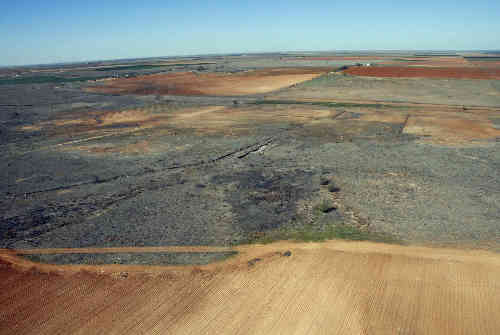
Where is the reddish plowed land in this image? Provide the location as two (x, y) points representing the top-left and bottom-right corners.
(2, 242), (500, 334)
(86, 68), (330, 96)
(344, 66), (500, 79)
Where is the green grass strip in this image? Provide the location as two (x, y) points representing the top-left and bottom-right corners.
(0, 76), (105, 85)
(240, 224), (401, 245)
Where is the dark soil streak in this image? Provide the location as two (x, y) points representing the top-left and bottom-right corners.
(9, 136), (279, 197)
(400, 114), (411, 135)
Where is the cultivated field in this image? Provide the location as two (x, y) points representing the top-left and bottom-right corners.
(86, 68), (330, 96)
(1, 241), (500, 335)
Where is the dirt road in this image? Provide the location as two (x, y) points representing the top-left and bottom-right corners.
(1, 241), (499, 334)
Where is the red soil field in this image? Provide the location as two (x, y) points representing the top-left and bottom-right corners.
(86, 68), (331, 96)
(1, 242), (500, 334)
(344, 66), (500, 79)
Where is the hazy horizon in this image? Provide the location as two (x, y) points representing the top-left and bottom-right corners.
(1, 0), (499, 66)
(3, 49), (500, 68)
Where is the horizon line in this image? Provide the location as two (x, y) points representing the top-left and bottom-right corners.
(1, 49), (499, 69)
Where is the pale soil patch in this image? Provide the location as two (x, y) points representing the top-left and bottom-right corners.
(17, 106), (221, 154)
(18, 101), (500, 154)
(23, 104), (337, 140)
(404, 115), (500, 144)
(20, 109), (169, 134)
(255, 100), (500, 145)
(18, 106), (229, 138)
(1, 241), (500, 334)
(168, 105), (336, 135)
(75, 140), (152, 155)
(20, 124), (42, 131)
(357, 110), (408, 123)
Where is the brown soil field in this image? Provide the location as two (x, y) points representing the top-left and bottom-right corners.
(404, 115), (500, 145)
(1, 241), (500, 334)
(86, 68), (330, 96)
(344, 66), (500, 79)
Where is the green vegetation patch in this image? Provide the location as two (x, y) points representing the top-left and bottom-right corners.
(392, 59), (425, 62)
(413, 54), (458, 57)
(314, 200), (337, 214)
(464, 57), (500, 61)
(0, 76), (104, 85)
(95, 64), (168, 71)
(242, 223), (400, 244)
(95, 62), (214, 71)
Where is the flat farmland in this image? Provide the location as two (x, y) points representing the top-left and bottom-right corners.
(86, 68), (331, 96)
(1, 241), (500, 335)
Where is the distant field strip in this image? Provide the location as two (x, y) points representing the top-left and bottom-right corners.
(0, 76), (106, 85)
(94, 62), (215, 71)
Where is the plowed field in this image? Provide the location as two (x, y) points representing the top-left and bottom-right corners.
(86, 68), (330, 96)
(2, 241), (500, 335)
(344, 66), (500, 79)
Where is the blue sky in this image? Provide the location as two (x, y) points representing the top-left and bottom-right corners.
(1, 0), (499, 66)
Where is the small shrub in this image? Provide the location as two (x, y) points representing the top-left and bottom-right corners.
(328, 184), (341, 193)
(319, 177), (330, 185)
(315, 200), (337, 214)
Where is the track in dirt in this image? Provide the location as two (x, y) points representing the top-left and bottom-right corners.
(344, 66), (500, 79)
(86, 68), (331, 96)
(1, 241), (500, 335)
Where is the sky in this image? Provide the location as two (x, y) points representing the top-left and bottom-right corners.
(1, 0), (499, 66)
